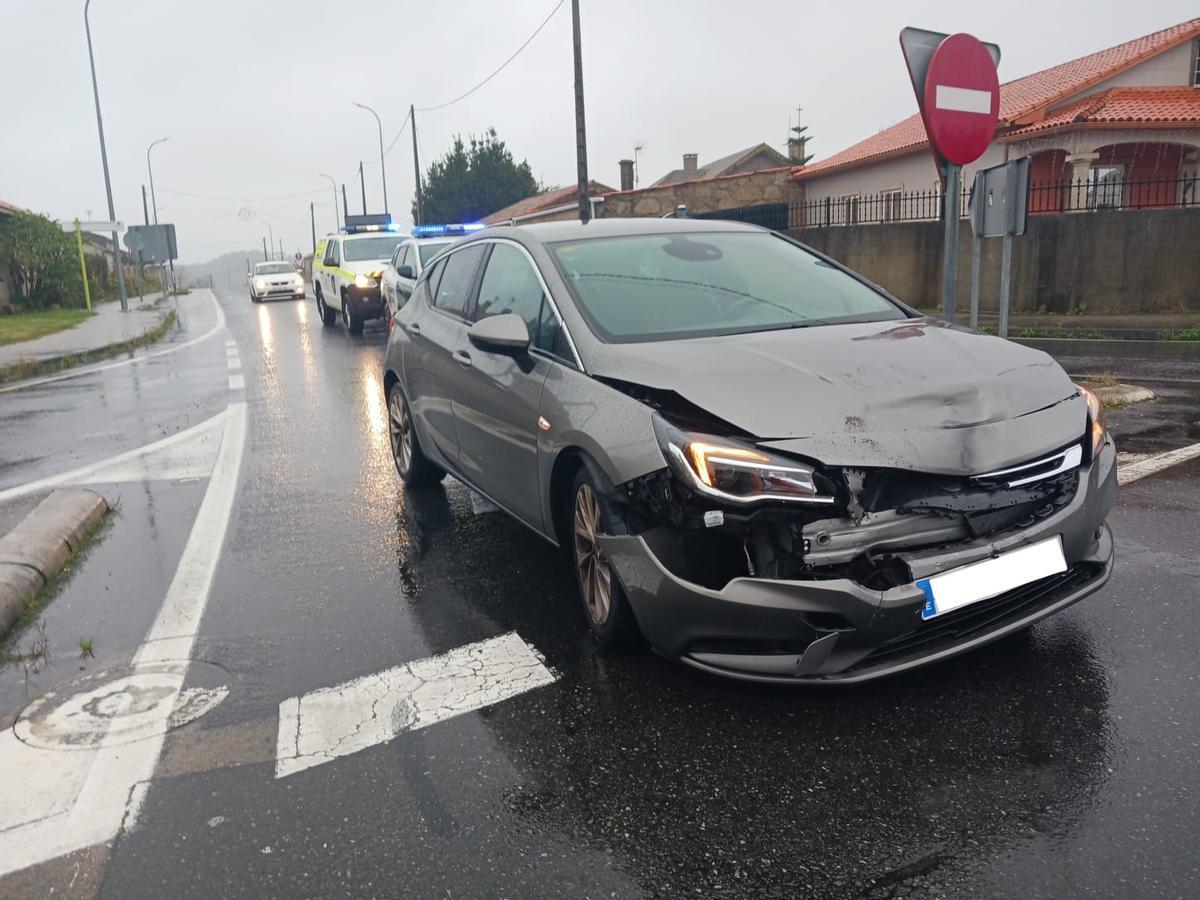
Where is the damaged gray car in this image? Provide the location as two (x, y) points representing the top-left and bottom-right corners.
(382, 218), (1115, 684)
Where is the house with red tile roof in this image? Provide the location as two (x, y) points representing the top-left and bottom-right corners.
(794, 17), (1200, 217)
(482, 181), (616, 226)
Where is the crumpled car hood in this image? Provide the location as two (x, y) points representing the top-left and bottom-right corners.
(589, 318), (1085, 474)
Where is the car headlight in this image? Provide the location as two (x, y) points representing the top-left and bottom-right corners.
(653, 416), (836, 505)
(1076, 384), (1106, 457)
(354, 274), (378, 289)
(253, 278), (266, 290)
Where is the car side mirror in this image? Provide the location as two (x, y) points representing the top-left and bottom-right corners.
(397, 264), (414, 279)
(468, 313), (530, 357)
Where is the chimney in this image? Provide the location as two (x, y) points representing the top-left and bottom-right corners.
(682, 153), (698, 175)
(618, 158), (634, 191)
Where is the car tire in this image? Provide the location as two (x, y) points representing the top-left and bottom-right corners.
(342, 292), (364, 335)
(315, 286), (336, 326)
(568, 466), (640, 646)
(387, 381), (444, 487)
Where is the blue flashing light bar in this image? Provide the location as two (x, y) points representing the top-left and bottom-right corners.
(412, 223), (486, 237)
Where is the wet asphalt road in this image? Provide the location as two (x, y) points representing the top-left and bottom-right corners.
(1, 290), (1198, 898)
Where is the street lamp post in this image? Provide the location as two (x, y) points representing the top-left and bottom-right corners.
(83, 0), (128, 311)
(319, 172), (340, 232)
(264, 222), (274, 261)
(353, 102), (388, 217)
(146, 137), (169, 224)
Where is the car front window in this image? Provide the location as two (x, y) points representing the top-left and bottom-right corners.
(343, 235), (404, 262)
(549, 231), (907, 343)
(254, 263), (294, 275)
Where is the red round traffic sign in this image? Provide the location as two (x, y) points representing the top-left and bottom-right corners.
(922, 33), (999, 166)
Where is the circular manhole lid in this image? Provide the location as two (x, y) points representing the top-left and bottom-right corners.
(13, 660), (229, 751)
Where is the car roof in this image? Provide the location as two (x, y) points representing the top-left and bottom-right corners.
(497, 216), (765, 243)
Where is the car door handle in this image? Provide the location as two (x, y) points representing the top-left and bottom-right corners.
(453, 350), (472, 368)
(405, 322), (421, 335)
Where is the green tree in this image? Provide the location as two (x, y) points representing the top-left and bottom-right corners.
(0, 211), (82, 309)
(415, 128), (540, 224)
(788, 122), (813, 166)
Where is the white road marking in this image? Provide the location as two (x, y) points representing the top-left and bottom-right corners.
(224, 339), (237, 349)
(228, 373), (245, 391)
(227, 357), (242, 372)
(0, 402), (246, 877)
(0, 290), (226, 395)
(935, 84), (992, 114)
(275, 632), (557, 779)
(0, 406), (229, 503)
(1118, 441), (1200, 485)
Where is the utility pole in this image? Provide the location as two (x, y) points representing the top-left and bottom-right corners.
(279, 238), (284, 262)
(342, 184), (349, 222)
(571, 0), (590, 224)
(359, 161), (367, 215)
(141, 185), (150, 225)
(310, 202), (316, 255)
(84, 0), (128, 311)
(262, 237), (268, 262)
(411, 104), (423, 226)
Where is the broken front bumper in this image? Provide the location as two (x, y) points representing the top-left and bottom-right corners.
(600, 438), (1117, 684)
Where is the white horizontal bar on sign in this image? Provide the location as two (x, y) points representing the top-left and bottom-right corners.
(935, 84), (992, 114)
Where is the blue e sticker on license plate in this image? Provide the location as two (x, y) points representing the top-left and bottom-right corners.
(915, 536), (1067, 620)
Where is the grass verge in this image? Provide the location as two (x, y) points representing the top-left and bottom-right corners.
(0, 308), (176, 385)
(0, 308), (95, 347)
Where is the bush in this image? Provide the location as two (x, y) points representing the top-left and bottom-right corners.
(0, 211), (83, 310)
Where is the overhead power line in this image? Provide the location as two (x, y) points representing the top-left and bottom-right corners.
(415, 0), (565, 112)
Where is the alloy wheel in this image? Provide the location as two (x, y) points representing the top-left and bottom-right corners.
(388, 390), (411, 475)
(573, 484), (612, 625)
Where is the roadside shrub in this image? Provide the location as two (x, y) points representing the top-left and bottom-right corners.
(0, 211), (83, 309)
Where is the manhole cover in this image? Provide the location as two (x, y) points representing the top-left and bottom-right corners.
(13, 660), (229, 751)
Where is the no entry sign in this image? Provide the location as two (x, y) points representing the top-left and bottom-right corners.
(900, 27), (1001, 168)
(923, 34), (1000, 165)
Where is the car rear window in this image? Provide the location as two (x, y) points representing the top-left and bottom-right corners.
(549, 231), (906, 343)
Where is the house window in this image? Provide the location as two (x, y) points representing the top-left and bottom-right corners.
(881, 188), (903, 222)
(1088, 166), (1125, 209)
(1193, 39), (1200, 87)
(840, 195), (860, 225)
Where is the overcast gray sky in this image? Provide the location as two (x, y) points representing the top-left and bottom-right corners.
(2, 0), (1194, 263)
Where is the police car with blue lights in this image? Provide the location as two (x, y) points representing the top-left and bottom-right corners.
(312, 214), (407, 334)
(380, 223), (484, 318)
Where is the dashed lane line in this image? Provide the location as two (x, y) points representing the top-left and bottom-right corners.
(1117, 441), (1200, 486)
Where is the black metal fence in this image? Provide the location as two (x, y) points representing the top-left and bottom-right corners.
(700, 174), (1200, 230)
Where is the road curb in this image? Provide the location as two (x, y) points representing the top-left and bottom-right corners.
(0, 306), (176, 386)
(0, 489), (108, 639)
(1093, 383), (1156, 406)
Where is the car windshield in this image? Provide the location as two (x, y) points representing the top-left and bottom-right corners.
(343, 235), (404, 262)
(549, 231), (906, 342)
(254, 262), (294, 275)
(417, 240), (453, 265)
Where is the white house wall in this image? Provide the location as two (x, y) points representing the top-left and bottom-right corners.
(802, 144), (1007, 205)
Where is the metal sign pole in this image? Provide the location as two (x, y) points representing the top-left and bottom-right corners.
(74, 220), (92, 312)
(940, 161), (961, 322)
(969, 233), (982, 329)
(999, 233), (1013, 337)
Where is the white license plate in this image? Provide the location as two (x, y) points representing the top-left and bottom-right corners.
(916, 536), (1067, 620)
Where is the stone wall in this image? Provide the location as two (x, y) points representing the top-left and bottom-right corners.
(600, 167), (802, 219)
(790, 207), (1200, 314)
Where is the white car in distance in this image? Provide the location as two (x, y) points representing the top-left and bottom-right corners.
(249, 261), (305, 303)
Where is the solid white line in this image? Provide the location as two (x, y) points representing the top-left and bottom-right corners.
(0, 290), (225, 395)
(0, 402), (246, 877)
(0, 406), (231, 503)
(935, 84), (992, 114)
(228, 373), (245, 391)
(275, 632), (557, 779)
(1118, 441), (1200, 485)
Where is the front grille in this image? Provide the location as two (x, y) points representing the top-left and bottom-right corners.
(849, 562), (1103, 671)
